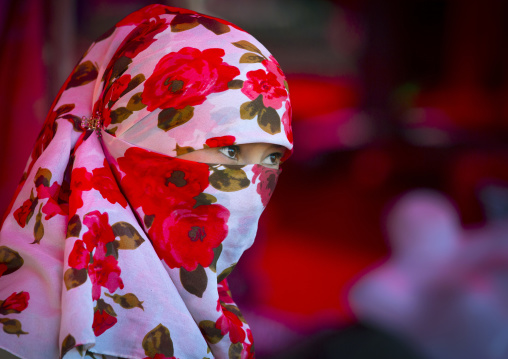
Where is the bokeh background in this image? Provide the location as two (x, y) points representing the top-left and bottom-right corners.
(2, 0), (508, 358)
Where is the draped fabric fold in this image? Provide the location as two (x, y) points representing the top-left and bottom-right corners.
(0, 5), (292, 359)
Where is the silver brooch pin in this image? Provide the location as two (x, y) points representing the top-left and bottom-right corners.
(81, 111), (103, 136)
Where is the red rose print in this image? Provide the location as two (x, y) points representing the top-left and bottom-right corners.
(82, 211), (116, 252)
(101, 74), (132, 127)
(241, 68), (288, 110)
(242, 329), (255, 359)
(68, 240), (90, 270)
(88, 245), (124, 300)
(92, 308), (117, 336)
(13, 197), (38, 228)
(36, 181), (69, 219)
(118, 17), (169, 59)
(69, 167), (93, 217)
(0, 292), (30, 314)
(252, 165), (280, 207)
(91, 160), (128, 208)
(218, 279), (235, 305)
(215, 302), (246, 343)
(282, 100), (293, 145)
(118, 147), (210, 216)
(149, 203), (229, 271)
(205, 136), (236, 148)
(141, 47), (240, 111)
(262, 55), (286, 88)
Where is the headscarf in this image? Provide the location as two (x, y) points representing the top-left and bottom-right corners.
(0, 5), (292, 359)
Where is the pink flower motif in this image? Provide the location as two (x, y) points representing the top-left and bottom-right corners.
(0, 292), (30, 314)
(251, 165), (281, 207)
(68, 240), (90, 270)
(82, 211), (115, 252)
(88, 249), (124, 301)
(241, 68), (287, 110)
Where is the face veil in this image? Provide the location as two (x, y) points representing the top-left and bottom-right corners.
(0, 5), (292, 359)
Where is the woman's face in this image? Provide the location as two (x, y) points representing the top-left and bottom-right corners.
(177, 143), (286, 168)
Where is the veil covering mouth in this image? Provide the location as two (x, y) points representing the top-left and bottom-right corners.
(0, 4), (292, 359)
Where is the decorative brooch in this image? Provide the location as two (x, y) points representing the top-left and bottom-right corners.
(81, 111), (103, 136)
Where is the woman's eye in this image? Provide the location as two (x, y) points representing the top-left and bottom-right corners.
(261, 152), (282, 167)
(219, 145), (240, 160)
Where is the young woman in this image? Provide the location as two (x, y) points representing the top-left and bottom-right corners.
(0, 5), (292, 358)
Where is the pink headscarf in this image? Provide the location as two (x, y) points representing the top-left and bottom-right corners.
(0, 5), (292, 359)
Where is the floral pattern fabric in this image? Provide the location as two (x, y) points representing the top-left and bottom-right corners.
(0, 4), (292, 359)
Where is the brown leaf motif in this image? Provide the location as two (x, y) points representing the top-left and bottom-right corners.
(61, 334), (77, 359)
(66, 61), (99, 89)
(199, 320), (224, 344)
(158, 106), (194, 132)
(64, 267), (88, 290)
(217, 263), (237, 283)
(126, 92), (147, 112)
(193, 193), (218, 208)
(66, 214), (82, 238)
(180, 265), (208, 298)
(229, 342), (243, 359)
(32, 204), (44, 244)
(110, 107), (133, 124)
(0, 318), (28, 337)
(209, 244), (223, 273)
(239, 53), (265, 64)
(112, 222), (145, 250)
(122, 74), (146, 97)
(171, 14), (230, 35)
(209, 167), (250, 192)
(0, 246), (24, 276)
(105, 293), (144, 310)
(231, 40), (263, 55)
(34, 167), (52, 188)
(228, 80), (244, 89)
(142, 324), (174, 358)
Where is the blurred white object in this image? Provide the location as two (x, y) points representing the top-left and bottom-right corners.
(349, 189), (508, 359)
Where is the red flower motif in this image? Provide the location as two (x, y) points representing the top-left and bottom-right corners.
(241, 329), (255, 359)
(82, 211), (116, 252)
(36, 181), (69, 219)
(101, 74), (132, 127)
(118, 17), (169, 59)
(88, 246), (124, 301)
(91, 160), (128, 208)
(218, 279), (235, 305)
(241, 68), (288, 110)
(68, 240), (90, 270)
(251, 165), (281, 207)
(118, 147), (210, 216)
(0, 292), (30, 314)
(92, 308), (117, 336)
(149, 204), (229, 271)
(69, 167), (93, 217)
(282, 99), (293, 145)
(215, 302), (246, 343)
(205, 136), (236, 148)
(13, 197), (38, 228)
(141, 47), (240, 111)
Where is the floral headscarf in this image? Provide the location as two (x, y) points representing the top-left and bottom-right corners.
(0, 5), (292, 359)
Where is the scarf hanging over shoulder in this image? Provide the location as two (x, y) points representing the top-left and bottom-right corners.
(0, 5), (292, 359)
